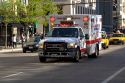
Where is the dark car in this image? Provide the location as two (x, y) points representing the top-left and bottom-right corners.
(23, 36), (41, 53)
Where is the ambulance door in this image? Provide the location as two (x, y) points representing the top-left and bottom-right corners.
(79, 28), (86, 53)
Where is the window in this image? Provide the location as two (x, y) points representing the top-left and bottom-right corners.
(79, 28), (84, 37)
(46, 28), (78, 38)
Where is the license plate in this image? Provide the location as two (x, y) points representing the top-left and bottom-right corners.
(114, 41), (117, 43)
(29, 47), (33, 49)
(51, 54), (58, 56)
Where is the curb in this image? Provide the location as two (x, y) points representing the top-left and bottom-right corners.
(0, 48), (22, 53)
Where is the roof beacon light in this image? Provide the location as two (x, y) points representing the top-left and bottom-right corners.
(66, 17), (72, 21)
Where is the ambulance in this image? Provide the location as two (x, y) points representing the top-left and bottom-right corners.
(38, 14), (102, 62)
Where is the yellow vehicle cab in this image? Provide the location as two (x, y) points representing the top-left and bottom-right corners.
(109, 33), (125, 45)
(101, 31), (109, 49)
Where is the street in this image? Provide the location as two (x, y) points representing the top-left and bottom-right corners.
(0, 45), (125, 83)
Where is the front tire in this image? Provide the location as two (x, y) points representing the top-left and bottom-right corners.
(102, 43), (106, 49)
(73, 49), (80, 62)
(39, 56), (46, 62)
(23, 48), (26, 53)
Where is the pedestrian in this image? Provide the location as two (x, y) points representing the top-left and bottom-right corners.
(21, 33), (26, 47)
(7, 36), (12, 48)
(12, 34), (17, 48)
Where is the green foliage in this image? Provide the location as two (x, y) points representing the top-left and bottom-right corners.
(0, 1), (16, 23)
(0, 0), (59, 25)
(18, 0), (59, 26)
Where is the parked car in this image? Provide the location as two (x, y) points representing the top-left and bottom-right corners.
(23, 36), (41, 53)
(109, 33), (125, 45)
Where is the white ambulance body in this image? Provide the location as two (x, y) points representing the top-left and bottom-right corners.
(38, 14), (102, 62)
(49, 14), (102, 54)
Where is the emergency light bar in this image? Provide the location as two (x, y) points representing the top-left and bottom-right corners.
(66, 17), (72, 21)
(54, 24), (79, 27)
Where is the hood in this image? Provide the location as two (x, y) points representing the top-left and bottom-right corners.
(25, 41), (38, 45)
(110, 37), (123, 40)
(39, 37), (78, 44)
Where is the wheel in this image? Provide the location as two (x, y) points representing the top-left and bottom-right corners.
(122, 41), (124, 45)
(31, 50), (33, 53)
(92, 46), (99, 58)
(23, 49), (26, 53)
(88, 46), (99, 58)
(102, 44), (106, 49)
(73, 49), (80, 62)
(39, 56), (46, 62)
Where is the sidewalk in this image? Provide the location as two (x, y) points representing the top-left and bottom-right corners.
(0, 45), (22, 53)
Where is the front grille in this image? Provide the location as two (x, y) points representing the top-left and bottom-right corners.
(44, 42), (67, 52)
(113, 39), (119, 41)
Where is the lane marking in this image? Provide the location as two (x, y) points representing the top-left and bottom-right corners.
(2, 72), (23, 79)
(102, 66), (125, 83)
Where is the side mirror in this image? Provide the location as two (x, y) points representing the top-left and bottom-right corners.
(85, 34), (89, 40)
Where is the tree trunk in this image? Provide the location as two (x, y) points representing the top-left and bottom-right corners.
(5, 23), (8, 48)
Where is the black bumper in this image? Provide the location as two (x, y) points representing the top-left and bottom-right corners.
(109, 40), (124, 44)
(23, 46), (38, 51)
(38, 48), (77, 58)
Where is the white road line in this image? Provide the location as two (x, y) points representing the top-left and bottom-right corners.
(102, 66), (125, 83)
(2, 72), (23, 79)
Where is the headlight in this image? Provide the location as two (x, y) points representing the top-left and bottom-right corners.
(67, 43), (77, 48)
(39, 43), (44, 48)
(36, 44), (39, 47)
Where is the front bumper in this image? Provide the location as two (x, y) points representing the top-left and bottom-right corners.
(109, 40), (123, 44)
(23, 46), (38, 51)
(38, 48), (77, 58)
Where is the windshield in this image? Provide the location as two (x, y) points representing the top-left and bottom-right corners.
(34, 36), (41, 42)
(46, 28), (78, 37)
(112, 34), (123, 37)
(27, 36), (41, 43)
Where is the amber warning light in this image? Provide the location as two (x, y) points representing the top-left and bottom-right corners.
(50, 16), (55, 22)
(60, 21), (73, 27)
(83, 16), (89, 22)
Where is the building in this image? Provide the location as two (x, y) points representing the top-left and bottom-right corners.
(96, 0), (113, 32)
(113, 0), (125, 32)
(53, 0), (96, 15)
(54, 0), (113, 32)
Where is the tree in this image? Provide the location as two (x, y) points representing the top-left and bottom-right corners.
(17, 0), (59, 28)
(0, 0), (59, 48)
(16, 0), (59, 46)
(15, 0), (59, 43)
(0, 1), (17, 48)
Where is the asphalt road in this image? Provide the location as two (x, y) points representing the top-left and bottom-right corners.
(0, 45), (125, 83)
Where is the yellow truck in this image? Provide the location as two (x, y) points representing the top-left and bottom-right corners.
(109, 33), (125, 45)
